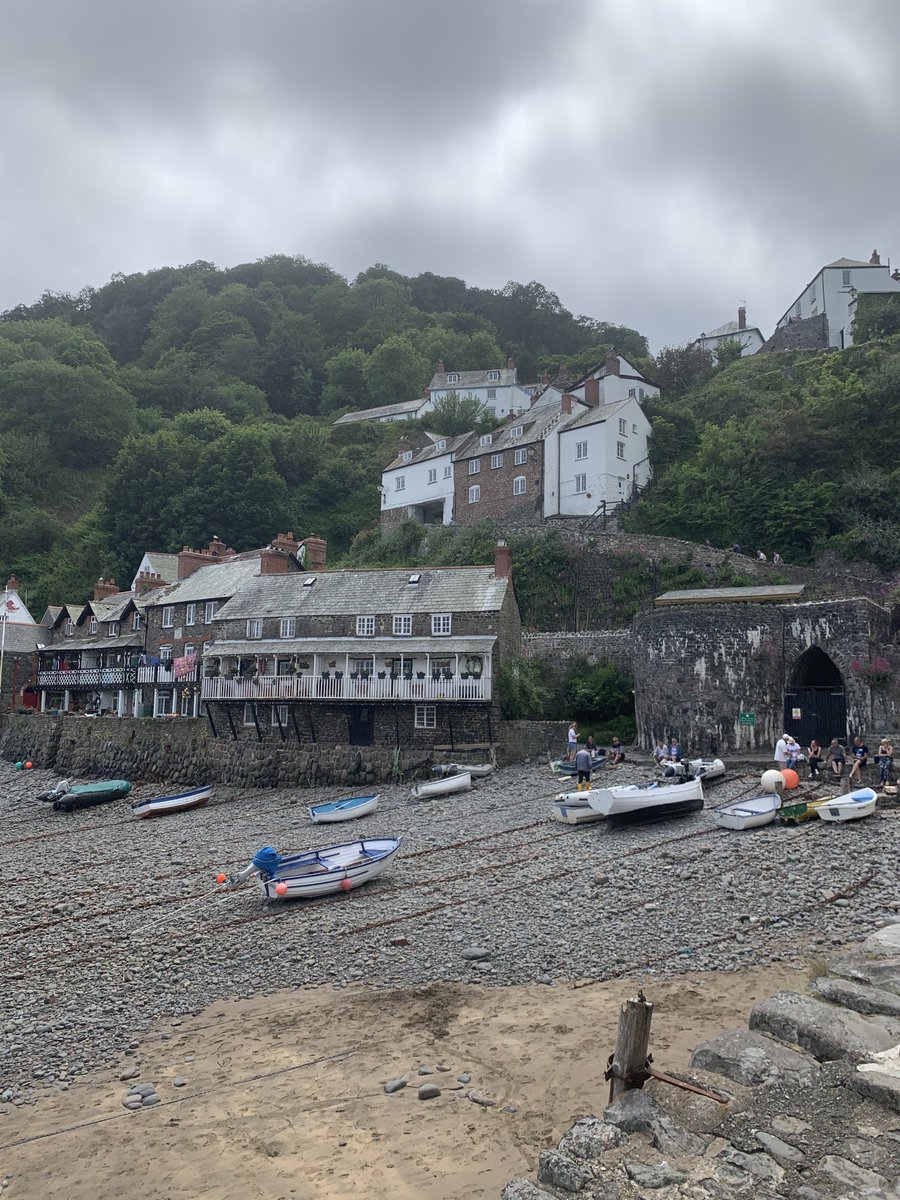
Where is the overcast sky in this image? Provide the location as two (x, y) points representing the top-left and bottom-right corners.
(2, 0), (897, 351)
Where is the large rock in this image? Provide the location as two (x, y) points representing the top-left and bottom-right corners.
(863, 923), (900, 958)
(500, 1180), (558, 1200)
(690, 1027), (820, 1087)
(536, 1150), (593, 1193)
(603, 1088), (706, 1156)
(749, 992), (900, 1064)
(623, 1159), (686, 1188)
(714, 1146), (785, 1188)
(818, 1153), (888, 1191)
(812, 974), (900, 1018)
(557, 1116), (627, 1160)
(827, 951), (900, 995)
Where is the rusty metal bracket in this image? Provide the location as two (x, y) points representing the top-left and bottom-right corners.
(605, 1052), (731, 1106)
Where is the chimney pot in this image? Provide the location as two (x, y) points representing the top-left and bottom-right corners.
(436, 359), (445, 374)
(93, 576), (120, 601)
(6, 574), (19, 593)
(561, 393), (572, 414)
(738, 305), (747, 330)
(493, 542), (512, 581)
(583, 378), (600, 407)
(870, 249), (881, 265)
(556, 363), (569, 385)
(604, 350), (621, 377)
(299, 537), (328, 572)
(541, 369), (550, 385)
(506, 356), (515, 370)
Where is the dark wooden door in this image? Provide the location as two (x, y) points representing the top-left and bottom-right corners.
(783, 687), (847, 746)
(349, 705), (374, 746)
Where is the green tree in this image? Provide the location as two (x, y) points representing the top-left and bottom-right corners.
(423, 391), (488, 435)
(320, 348), (371, 413)
(363, 335), (429, 407)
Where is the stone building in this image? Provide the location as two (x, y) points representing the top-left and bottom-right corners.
(0, 576), (43, 712)
(633, 585), (897, 754)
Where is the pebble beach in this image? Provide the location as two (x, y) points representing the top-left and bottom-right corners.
(2, 758), (899, 1196)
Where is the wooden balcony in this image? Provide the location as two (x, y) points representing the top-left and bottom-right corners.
(202, 673), (490, 703)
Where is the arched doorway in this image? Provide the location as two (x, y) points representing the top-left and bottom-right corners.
(783, 647), (847, 745)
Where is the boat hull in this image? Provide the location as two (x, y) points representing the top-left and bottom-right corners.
(308, 794), (380, 823)
(52, 780), (132, 811)
(551, 802), (605, 825)
(433, 763), (494, 778)
(257, 837), (401, 899)
(816, 789), (878, 822)
(608, 795), (704, 827)
(132, 785), (213, 818)
(587, 777), (704, 819)
(411, 772), (471, 799)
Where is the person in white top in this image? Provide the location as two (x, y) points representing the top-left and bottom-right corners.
(567, 723), (578, 761)
(774, 734), (790, 767)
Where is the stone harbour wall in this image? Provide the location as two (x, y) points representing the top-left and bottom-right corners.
(523, 629), (633, 673)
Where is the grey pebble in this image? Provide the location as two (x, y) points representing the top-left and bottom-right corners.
(417, 1066), (434, 1076)
(129, 1082), (157, 1098)
(457, 1073), (471, 1084)
(417, 1084), (441, 1100)
(122, 1097), (143, 1110)
(461, 946), (491, 961)
(119, 1066), (139, 1081)
(467, 1089), (496, 1107)
(141, 1094), (160, 1107)
(173, 1077), (187, 1088)
(383, 1078), (407, 1094)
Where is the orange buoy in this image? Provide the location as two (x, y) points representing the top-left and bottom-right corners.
(780, 768), (800, 790)
(275, 881), (288, 896)
(216, 873), (227, 884)
(340, 878), (353, 892)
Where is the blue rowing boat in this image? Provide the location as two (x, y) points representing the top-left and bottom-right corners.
(308, 793), (380, 823)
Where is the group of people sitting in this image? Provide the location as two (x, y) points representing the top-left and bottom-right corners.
(775, 733), (894, 784)
(567, 723), (626, 786)
(652, 739), (683, 767)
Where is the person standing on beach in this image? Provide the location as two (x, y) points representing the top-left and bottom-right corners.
(774, 733), (790, 769)
(574, 746), (593, 790)
(567, 722), (578, 761)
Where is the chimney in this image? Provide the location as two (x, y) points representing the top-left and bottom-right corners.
(541, 369), (550, 385)
(605, 350), (620, 376)
(493, 540), (512, 580)
(506, 356), (515, 370)
(271, 531), (300, 556)
(300, 537), (327, 572)
(207, 535), (233, 558)
(556, 363), (569, 385)
(561, 393), (572, 414)
(422, 384), (430, 398)
(436, 359), (445, 374)
(870, 249), (881, 265)
(177, 545), (215, 579)
(134, 570), (169, 595)
(583, 377), (600, 407)
(93, 577), (119, 601)
(738, 305), (747, 330)
(259, 549), (291, 575)
(6, 574), (19, 594)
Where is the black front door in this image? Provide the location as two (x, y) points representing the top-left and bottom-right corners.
(349, 705), (374, 746)
(783, 687), (847, 747)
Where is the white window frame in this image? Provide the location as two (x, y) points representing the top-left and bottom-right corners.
(513, 476), (526, 496)
(479, 434), (492, 446)
(574, 473), (587, 494)
(280, 617), (296, 638)
(431, 613), (452, 636)
(468, 458), (481, 475)
(108, 621), (119, 637)
(272, 704), (289, 728)
(446, 372), (459, 383)
(617, 441), (626, 459)
(486, 370), (500, 382)
(204, 600), (219, 623)
(435, 439), (446, 451)
(159, 643), (173, 662)
(89, 617), (98, 634)
(184, 643), (196, 658)
(638, 388), (645, 401)
(243, 703), (257, 726)
(427, 467), (437, 484)
(632, 423), (637, 433)
(246, 618), (263, 639)
(395, 475), (405, 491)
(415, 704), (437, 729)
(155, 691), (174, 717)
(510, 425), (523, 438)
(575, 440), (588, 460)
(401, 450), (412, 463)
(628, 387), (636, 398)
(185, 603), (196, 626)
(842, 269), (852, 287)
(356, 615), (375, 637)
(162, 606), (175, 629)
(132, 611), (142, 631)
(443, 464), (452, 479)
(619, 418), (627, 434)
(490, 453), (503, 469)
(180, 691), (194, 717)
(514, 447), (527, 465)
(486, 387), (496, 400)
(468, 484), (481, 504)
(393, 614), (412, 636)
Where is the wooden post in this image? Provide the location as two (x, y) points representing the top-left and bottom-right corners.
(609, 991), (653, 1102)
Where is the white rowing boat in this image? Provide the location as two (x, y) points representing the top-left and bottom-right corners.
(555, 788), (603, 807)
(308, 793), (380, 823)
(586, 777), (704, 825)
(433, 763), (494, 778)
(410, 771), (472, 799)
(666, 757), (726, 781)
(815, 788), (878, 823)
(712, 792), (781, 831)
(132, 784), (213, 819)
(230, 837), (402, 900)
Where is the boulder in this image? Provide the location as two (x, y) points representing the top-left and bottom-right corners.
(863, 923), (900, 958)
(537, 1149), (593, 1193)
(623, 1158), (686, 1188)
(500, 1180), (558, 1200)
(827, 952), (900, 995)
(690, 1027), (820, 1087)
(558, 1116), (627, 1160)
(749, 992), (900, 1064)
(603, 1088), (706, 1156)
(812, 974), (900, 1018)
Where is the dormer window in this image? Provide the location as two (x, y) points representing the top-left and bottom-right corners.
(89, 617), (98, 634)
(65, 620), (74, 637)
(435, 440), (446, 451)
(446, 372), (459, 384)
(401, 450), (412, 463)
(132, 612), (142, 631)
(479, 434), (492, 446)
(108, 621), (120, 637)
(510, 425), (523, 438)
(487, 370), (500, 381)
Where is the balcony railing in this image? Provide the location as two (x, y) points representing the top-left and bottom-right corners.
(38, 664), (182, 690)
(202, 673), (490, 703)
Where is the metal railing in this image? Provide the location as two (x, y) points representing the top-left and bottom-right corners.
(38, 664), (183, 690)
(202, 673), (490, 702)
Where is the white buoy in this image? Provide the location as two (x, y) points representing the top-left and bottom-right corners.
(761, 769), (784, 793)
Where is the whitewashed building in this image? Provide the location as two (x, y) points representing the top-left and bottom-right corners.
(381, 432), (474, 527)
(693, 306), (765, 358)
(427, 359), (532, 421)
(566, 352), (660, 408)
(548, 397), (652, 517)
(774, 252), (900, 350)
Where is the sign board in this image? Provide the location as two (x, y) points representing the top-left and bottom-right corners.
(792, 707), (801, 721)
(738, 712), (755, 726)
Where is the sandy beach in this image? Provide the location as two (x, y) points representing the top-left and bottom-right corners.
(3, 965), (809, 1200)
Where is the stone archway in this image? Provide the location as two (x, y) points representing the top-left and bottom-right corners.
(784, 647), (847, 745)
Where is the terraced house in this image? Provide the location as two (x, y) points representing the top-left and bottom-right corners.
(199, 542), (521, 749)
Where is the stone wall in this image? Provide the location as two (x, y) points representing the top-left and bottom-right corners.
(500, 719), (570, 762)
(522, 630), (633, 673)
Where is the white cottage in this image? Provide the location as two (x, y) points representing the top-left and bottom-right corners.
(692, 306), (765, 358)
(547, 397), (652, 517)
(774, 252), (900, 350)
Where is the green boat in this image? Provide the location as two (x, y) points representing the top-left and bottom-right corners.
(48, 780), (132, 812)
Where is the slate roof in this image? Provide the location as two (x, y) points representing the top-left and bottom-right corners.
(656, 584), (807, 606)
(696, 320), (764, 340)
(90, 593), (137, 622)
(0, 622), (45, 652)
(428, 367), (517, 390)
(142, 557), (267, 606)
(38, 633), (143, 652)
(559, 398), (632, 432)
(138, 553), (180, 584)
(567, 356), (659, 393)
(453, 406), (578, 458)
(385, 432), (472, 470)
(334, 398), (428, 425)
(824, 257), (875, 269)
(213, 567), (509, 621)
(204, 635), (497, 658)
